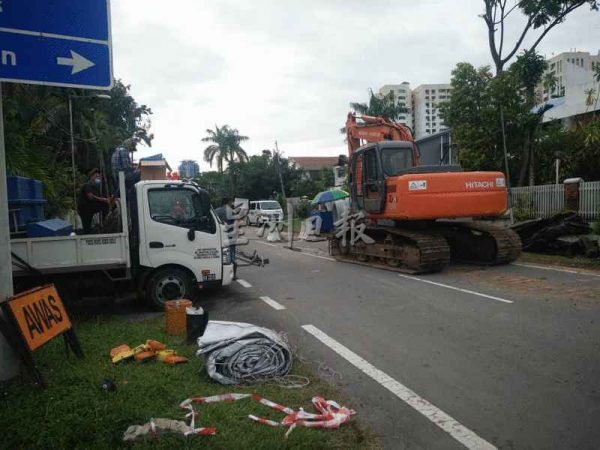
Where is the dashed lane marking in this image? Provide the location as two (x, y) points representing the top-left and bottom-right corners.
(259, 296), (286, 310)
(236, 279), (252, 288)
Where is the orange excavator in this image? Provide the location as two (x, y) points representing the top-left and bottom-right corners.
(331, 113), (521, 273)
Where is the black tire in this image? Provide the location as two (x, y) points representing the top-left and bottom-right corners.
(145, 267), (195, 310)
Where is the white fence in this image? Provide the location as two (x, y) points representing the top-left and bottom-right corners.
(580, 181), (600, 221)
(509, 182), (600, 221)
(509, 184), (565, 219)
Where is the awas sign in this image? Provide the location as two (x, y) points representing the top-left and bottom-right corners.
(7, 284), (71, 351)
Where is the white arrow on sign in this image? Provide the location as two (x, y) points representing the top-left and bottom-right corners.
(56, 50), (95, 75)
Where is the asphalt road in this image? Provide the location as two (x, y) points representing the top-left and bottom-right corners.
(200, 236), (600, 450)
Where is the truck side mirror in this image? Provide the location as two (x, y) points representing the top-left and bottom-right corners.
(187, 229), (195, 241)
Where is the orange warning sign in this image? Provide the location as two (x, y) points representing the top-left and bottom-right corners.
(8, 285), (71, 351)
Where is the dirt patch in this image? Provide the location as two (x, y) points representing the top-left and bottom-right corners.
(460, 269), (600, 306)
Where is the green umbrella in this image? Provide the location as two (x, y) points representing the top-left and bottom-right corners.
(311, 189), (349, 204)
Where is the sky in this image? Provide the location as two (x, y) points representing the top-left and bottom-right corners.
(110, 0), (600, 171)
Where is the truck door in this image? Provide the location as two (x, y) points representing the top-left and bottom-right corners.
(140, 186), (222, 283)
(363, 146), (385, 213)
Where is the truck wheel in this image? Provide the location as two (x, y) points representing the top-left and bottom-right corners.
(145, 267), (194, 310)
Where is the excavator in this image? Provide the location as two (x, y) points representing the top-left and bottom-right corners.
(330, 112), (522, 273)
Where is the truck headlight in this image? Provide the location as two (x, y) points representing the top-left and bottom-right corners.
(222, 247), (232, 265)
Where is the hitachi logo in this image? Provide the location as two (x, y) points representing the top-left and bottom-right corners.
(465, 181), (494, 189)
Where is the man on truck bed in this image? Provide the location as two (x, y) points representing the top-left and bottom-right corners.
(111, 138), (140, 193)
(78, 168), (114, 234)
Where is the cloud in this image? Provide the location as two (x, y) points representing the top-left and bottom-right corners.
(110, 1), (600, 170)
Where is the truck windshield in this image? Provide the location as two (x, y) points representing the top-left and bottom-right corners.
(381, 147), (414, 176)
(148, 188), (215, 233)
(260, 201), (281, 210)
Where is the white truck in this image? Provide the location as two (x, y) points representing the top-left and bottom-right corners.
(10, 174), (234, 309)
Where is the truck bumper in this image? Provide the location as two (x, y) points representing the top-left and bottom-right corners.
(221, 264), (234, 286)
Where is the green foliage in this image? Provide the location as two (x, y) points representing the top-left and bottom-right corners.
(295, 199), (313, 219)
(532, 120), (600, 183)
(317, 167), (335, 191)
(195, 151), (314, 204)
(202, 124), (249, 173)
(440, 52), (549, 185)
(2, 80), (153, 216)
(350, 89), (408, 121)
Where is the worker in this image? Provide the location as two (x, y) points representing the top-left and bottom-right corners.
(215, 197), (238, 279)
(110, 137), (140, 193)
(78, 168), (114, 234)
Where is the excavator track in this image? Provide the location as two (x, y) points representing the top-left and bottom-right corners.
(433, 221), (522, 265)
(329, 227), (451, 274)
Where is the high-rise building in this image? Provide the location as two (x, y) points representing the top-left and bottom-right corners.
(376, 82), (413, 129)
(411, 84), (452, 140)
(178, 160), (200, 178)
(537, 50), (600, 102)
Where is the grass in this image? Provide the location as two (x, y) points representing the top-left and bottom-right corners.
(0, 316), (377, 450)
(519, 252), (600, 271)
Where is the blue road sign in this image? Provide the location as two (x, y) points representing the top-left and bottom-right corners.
(0, 0), (112, 89)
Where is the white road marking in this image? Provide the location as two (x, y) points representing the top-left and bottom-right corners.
(398, 274), (513, 304)
(259, 296), (286, 310)
(236, 279), (252, 288)
(513, 262), (600, 278)
(302, 325), (496, 450)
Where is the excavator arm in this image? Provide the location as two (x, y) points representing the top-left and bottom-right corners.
(346, 112), (414, 150)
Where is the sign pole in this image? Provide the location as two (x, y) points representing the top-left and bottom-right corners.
(0, 83), (20, 381)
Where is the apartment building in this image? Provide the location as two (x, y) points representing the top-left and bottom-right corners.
(376, 82), (413, 129)
(411, 84), (452, 140)
(536, 50), (600, 125)
(538, 50), (600, 101)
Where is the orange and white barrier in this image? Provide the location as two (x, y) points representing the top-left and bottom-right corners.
(179, 392), (355, 438)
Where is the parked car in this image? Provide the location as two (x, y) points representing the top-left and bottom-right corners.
(246, 200), (284, 225)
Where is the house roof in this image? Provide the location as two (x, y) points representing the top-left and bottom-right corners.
(289, 156), (339, 170)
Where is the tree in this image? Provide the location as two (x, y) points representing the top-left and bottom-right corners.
(350, 89), (408, 120)
(341, 89), (410, 135)
(482, 0), (598, 74)
(542, 71), (558, 99)
(441, 52), (548, 185)
(202, 125), (249, 173)
(585, 88), (597, 111)
(2, 80), (153, 215)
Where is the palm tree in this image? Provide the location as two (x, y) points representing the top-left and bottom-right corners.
(340, 89), (409, 135)
(202, 125), (249, 194)
(584, 88), (597, 112)
(542, 72), (558, 99)
(202, 125), (249, 173)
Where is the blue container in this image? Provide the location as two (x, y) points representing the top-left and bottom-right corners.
(7, 176), (31, 202)
(27, 218), (72, 238)
(7, 176), (44, 201)
(8, 199), (46, 231)
(310, 210), (333, 232)
(29, 179), (44, 200)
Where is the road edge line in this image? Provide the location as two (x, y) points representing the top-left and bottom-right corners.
(398, 274), (513, 304)
(302, 324), (497, 450)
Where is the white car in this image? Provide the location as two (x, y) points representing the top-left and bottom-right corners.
(247, 200), (284, 225)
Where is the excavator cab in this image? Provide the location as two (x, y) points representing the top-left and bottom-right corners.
(350, 141), (417, 214)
